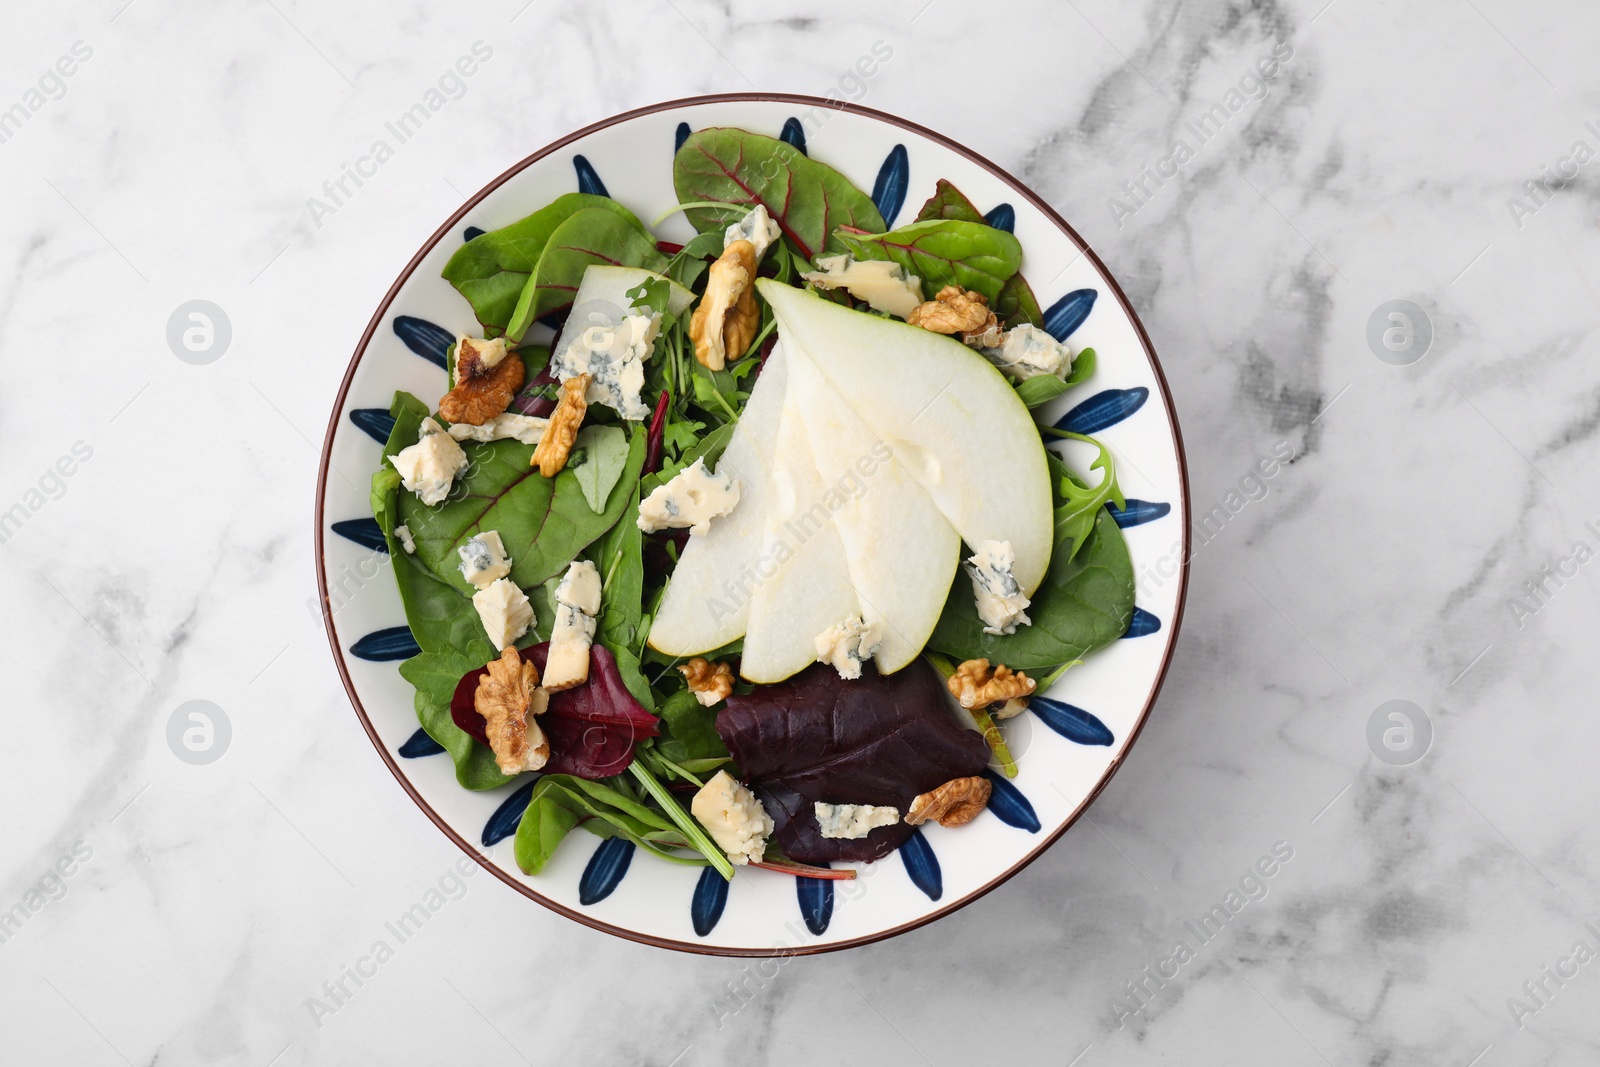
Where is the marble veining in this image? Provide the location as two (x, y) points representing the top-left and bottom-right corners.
(2, 0), (1599, 1064)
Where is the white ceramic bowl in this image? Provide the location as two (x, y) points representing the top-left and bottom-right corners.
(316, 94), (1190, 955)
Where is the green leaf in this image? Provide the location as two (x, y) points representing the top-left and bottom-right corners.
(514, 778), (583, 874)
(1049, 434), (1126, 562)
(996, 272), (1045, 328)
(441, 194), (648, 333)
(835, 218), (1022, 305)
(673, 128), (885, 260)
(400, 648), (513, 791)
(505, 208), (670, 342)
(397, 428), (646, 596)
(657, 687), (730, 764)
(664, 230), (725, 287)
(914, 179), (986, 225)
(570, 425), (631, 513)
(928, 506), (1134, 670)
(1012, 349), (1094, 409)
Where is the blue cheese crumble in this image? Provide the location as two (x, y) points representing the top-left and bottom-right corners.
(724, 204), (782, 260)
(472, 577), (532, 651)
(447, 412), (547, 444)
(815, 802), (900, 839)
(550, 312), (660, 421)
(981, 324), (1074, 382)
(636, 457), (742, 536)
(966, 539), (1032, 635)
(814, 614), (883, 680)
(691, 770), (773, 865)
(389, 417), (468, 506)
(801, 254), (925, 318)
(458, 530), (511, 589)
(544, 560), (601, 691)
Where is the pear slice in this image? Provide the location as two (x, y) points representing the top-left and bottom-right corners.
(739, 349), (862, 684)
(561, 265), (696, 328)
(785, 341), (961, 674)
(756, 279), (1054, 595)
(646, 344), (789, 656)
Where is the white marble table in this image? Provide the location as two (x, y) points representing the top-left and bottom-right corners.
(2, 0), (1597, 1063)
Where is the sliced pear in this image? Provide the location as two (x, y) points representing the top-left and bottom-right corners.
(756, 279), (1054, 594)
(562, 265), (696, 326)
(739, 347), (862, 683)
(646, 345), (789, 656)
(785, 341), (961, 674)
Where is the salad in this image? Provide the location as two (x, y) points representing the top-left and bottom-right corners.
(368, 125), (1135, 891)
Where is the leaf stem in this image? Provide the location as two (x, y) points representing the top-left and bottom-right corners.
(1036, 659), (1084, 691)
(628, 760), (735, 879)
(970, 705), (1019, 778)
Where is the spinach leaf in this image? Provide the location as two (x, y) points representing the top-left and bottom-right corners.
(673, 128), (885, 260)
(570, 425), (630, 513)
(441, 194), (647, 333)
(656, 687), (730, 764)
(505, 208), (669, 341)
(513, 773), (697, 875)
(927, 506), (1134, 670)
(400, 648), (513, 791)
(397, 428), (646, 595)
(1013, 348), (1096, 409)
(914, 178), (986, 224)
(835, 218), (1022, 305)
(514, 777), (583, 874)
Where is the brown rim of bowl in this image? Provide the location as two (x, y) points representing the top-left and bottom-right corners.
(315, 92), (1191, 957)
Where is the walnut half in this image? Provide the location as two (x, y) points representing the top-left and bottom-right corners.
(440, 339), (525, 426)
(531, 374), (589, 477)
(475, 646), (550, 775)
(906, 285), (1002, 348)
(679, 657), (735, 706)
(906, 776), (992, 827)
(947, 658), (1037, 710)
(689, 238), (760, 370)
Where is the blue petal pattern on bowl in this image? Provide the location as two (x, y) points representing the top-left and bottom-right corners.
(691, 868), (730, 936)
(1054, 387), (1149, 435)
(796, 865), (834, 935)
(464, 226), (485, 242)
(780, 117), (808, 156)
(1123, 607), (1161, 638)
(984, 203), (1015, 232)
(349, 408), (396, 443)
(674, 121), (691, 153)
(331, 517), (388, 553)
(392, 316), (453, 369)
(573, 154), (608, 197)
(982, 771), (1041, 832)
(899, 828), (942, 901)
(350, 626), (420, 661)
(482, 778), (539, 847)
(1031, 697), (1114, 746)
(398, 728), (445, 759)
(1109, 499), (1171, 528)
(579, 837), (635, 905)
(872, 144), (909, 227)
(1043, 288), (1097, 342)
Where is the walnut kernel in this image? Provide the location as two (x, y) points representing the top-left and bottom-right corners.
(531, 374), (589, 477)
(440, 341), (525, 426)
(947, 658), (1037, 710)
(475, 646), (550, 775)
(690, 238), (760, 370)
(679, 657), (735, 706)
(906, 285), (1001, 347)
(906, 776), (992, 827)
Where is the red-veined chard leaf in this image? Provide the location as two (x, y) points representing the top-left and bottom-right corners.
(672, 127), (886, 260)
(914, 178), (986, 224)
(441, 194), (648, 334)
(913, 180), (1043, 327)
(716, 663), (991, 863)
(504, 207), (670, 342)
(835, 217), (1022, 305)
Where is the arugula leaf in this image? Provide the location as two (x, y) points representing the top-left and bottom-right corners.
(927, 505), (1134, 670)
(673, 128), (885, 260)
(570, 425), (630, 513)
(397, 428), (645, 595)
(505, 208), (670, 342)
(664, 230), (724, 287)
(441, 194), (647, 333)
(914, 178), (986, 224)
(1013, 348), (1096, 409)
(1048, 434), (1125, 561)
(835, 218), (1022, 305)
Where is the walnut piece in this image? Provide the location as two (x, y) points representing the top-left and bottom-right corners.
(475, 646), (550, 775)
(947, 658), (1037, 709)
(679, 657), (735, 707)
(906, 285), (1002, 347)
(906, 776), (992, 827)
(531, 373), (589, 476)
(689, 238), (760, 370)
(440, 341), (525, 426)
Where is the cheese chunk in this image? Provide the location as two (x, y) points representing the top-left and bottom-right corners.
(801, 254), (924, 318)
(725, 204), (782, 260)
(390, 418), (468, 506)
(456, 335), (508, 374)
(472, 578), (532, 651)
(692, 770), (774, 865)
(458, 530), (511, 589)
(550, 312), (660, 421)
(393, 524), (416, 554)
(447, 412), (547, 445)
(982, 324), (1073, 382)
(636, 457), (742, 536)
(543, 560), (601, 690)
(813, 614), (882, 681)
(966, 540), (1032, 635)
(814, 802), (900, 839)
